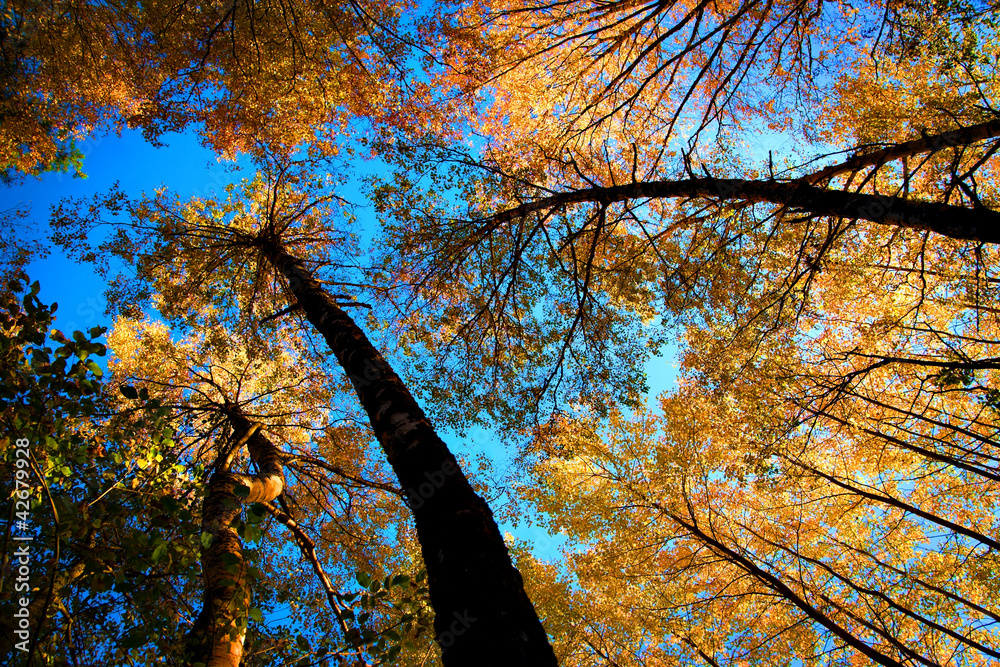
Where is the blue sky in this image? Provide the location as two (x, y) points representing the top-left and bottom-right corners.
(6, 128), (250, 338)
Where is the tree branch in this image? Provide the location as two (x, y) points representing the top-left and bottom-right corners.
(488, 178), (1000, 244)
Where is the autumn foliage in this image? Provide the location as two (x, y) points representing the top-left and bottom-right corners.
(2, 0), (1000, 665)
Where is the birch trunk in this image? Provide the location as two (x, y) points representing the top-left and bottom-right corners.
(184, 411), (285, 667)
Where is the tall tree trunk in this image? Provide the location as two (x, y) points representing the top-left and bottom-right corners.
(184, 410), (285, 667)
(258, 239), (558, 666)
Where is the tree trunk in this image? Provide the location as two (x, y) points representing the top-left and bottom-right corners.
(258, 239), (558, 667)
(184, 411), (285, 667)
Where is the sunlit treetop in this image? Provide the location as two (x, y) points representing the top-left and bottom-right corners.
(429, 0), (999, 185)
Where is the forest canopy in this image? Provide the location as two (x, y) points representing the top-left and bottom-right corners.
(1, 0), (999, 665)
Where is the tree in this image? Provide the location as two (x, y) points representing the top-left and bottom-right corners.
(368, 0), (999, 441)
(6, 0), (1000, 663)
(363, 0), (1000, 664)
(1, 0), (432, 176)
(50, 157), (560, 664)
(105, 313), (437, 666)
(0, 275), (203, 665)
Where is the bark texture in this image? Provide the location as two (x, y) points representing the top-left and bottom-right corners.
(259, 239), (558, 667)
(184, 412), (285, 667)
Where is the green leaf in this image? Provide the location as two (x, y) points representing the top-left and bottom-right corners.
(249, 607), (263, 622)
(295, 634), (311, 652)
(120, 385), (139, 400)
(220, 552), (241, 568)
(246, 502), (267, 524)
(161, 496), (181, 514)
(242, 524), (262, 543)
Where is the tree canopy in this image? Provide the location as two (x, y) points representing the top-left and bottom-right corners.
(2, 0), (999, 665)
